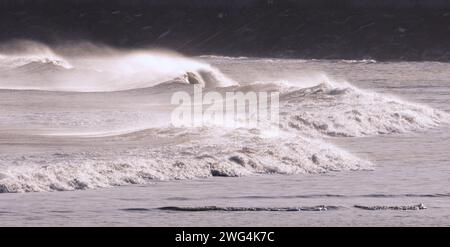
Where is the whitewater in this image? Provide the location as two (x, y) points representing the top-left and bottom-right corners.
(0, 41), (448, 193)
(0, 42), (449, 226)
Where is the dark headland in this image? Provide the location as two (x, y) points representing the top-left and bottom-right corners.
(1, 0), (450, 61)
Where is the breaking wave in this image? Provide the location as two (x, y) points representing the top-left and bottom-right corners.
(278, 80), (448, 137)
(0, 128), (372, 193)
(0, 41), (72, 70)
(0, 41), (236, 92)
(0, 42), (448, 193)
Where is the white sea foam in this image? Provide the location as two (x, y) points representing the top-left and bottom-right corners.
(198, 55), (249, 60)
(0, 128), (372, 193)
(278, 81), (449, 137)
(221, 78), (448, 137)
(340, 59), (377, 64)
(0, 41), (448, 193)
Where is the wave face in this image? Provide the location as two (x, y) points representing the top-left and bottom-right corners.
(0, 128), (372, 193)
(0, 42), (448, 193)
(0, 41), (236, 92)
(0, 41), (72, 70)
(279, 81), (446, 137)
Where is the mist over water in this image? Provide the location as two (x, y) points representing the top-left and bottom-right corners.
(0, 41), (236, 92)
(0, 41), (448, 193)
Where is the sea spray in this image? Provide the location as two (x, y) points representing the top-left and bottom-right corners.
(0, 40), (236, 91)
(0, 42), (448, 193)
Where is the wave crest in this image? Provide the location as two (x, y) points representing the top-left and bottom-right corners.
(0, 42), (237, 92)
(279, 82), (448, 137)
(0, 128), (371, 193)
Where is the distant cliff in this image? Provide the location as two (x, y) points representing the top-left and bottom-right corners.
(1, 0), (450, 61)
(2, 0), (450, 9)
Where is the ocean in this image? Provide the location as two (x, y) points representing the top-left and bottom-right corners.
(0, 44), (449, 226)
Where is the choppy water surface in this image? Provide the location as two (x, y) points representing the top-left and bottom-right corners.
(0, 47), (449, 226)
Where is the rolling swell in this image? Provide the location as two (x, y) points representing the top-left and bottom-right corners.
(354, 204), (427, 211)
(0, 44), (449, 193)
(157, 204), (426, 212)
(158, 205), (340, 212)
